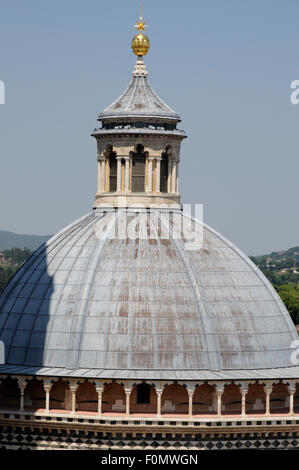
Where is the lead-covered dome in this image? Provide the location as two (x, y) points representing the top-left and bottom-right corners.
(97, 58), (181, 123)
(0, 210), (297, 379)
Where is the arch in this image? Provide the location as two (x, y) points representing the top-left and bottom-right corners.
(131, 144), (146, 192)
(49, 379), (71, 412)
(222, 384), (242, 415)
(24, 378), (45, 411)
(130, 383), (157, 415)
(161, 384), (188, 415)
(193, 384), (217, 416)
(105, 145), (117, 192)
(102, 382), (126, 415)
(270, 383), (289, 414)
(76, 381), (98, 413)
(245, 384), (266, 415)
(0, 377), (20, 410)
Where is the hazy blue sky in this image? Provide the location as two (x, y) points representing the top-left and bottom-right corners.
(0, 0), (298, 255)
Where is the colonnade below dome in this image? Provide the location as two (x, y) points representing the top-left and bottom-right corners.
(0, 376), (298, 419)
(94, 143), (181, 208)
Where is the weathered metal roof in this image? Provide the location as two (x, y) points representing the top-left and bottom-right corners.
(1, 364), (299, 381)
(97, 58), (181, 122)
(0, 210), (297, 379)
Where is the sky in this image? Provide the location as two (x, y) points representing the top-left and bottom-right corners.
(0, 0), (298, 255)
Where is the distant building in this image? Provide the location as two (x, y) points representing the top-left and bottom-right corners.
(0, 11), (299, 451)
(0, 253), (11, 265)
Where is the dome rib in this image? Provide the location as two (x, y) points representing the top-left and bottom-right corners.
(41, 214), (101, 368)
(66, 212), (119, 369)
(159, 212), (221, 371)
(203, 220), (298, 337)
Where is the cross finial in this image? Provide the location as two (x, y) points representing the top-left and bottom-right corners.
(134, 2), (147, 33)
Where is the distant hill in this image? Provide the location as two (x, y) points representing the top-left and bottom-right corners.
(253, 246), (299, 266)
(0, 230), (51, 251)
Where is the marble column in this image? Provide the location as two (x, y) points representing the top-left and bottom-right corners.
(167, 158), (172, 193)
(70, 386), (77, 414)
(117, 157), (122, 192)
(155, 157), (161, 193)
(171, 160), (177, 194)
(148, 158), (153, 193)
(188, 390), (194, 417)
(124, 157), (131, 192)
(265, 386), (272, 416)
(19, 383), (26, 412)
(97, 156), (106, 194)
(125, 388), (132, 416)
(241, 390), (247, 417)
(176, 160), (180, 193)
(96, 387), (104, 416)
(289, 385), (296, 415)
(156, 389), (163, 417)
(44, 384), (52, 414)
(216, 389), (224, 417)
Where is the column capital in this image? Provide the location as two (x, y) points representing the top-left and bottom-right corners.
(156, 389), (163, 397)
(124, 387), (132, 397)
(69, 385), (78, 393)
(97, 155), (106, 162)
(43, 384), (52, 392)
(263, 383), (273, 394)
(15, 376), (31, 390)
(288, 384), (297, 394)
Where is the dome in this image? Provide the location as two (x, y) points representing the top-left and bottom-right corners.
(0, 210), (297, 380)
(97, 58), (181, 122)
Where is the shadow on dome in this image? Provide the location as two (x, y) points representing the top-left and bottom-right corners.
(0, 242), (54, 372)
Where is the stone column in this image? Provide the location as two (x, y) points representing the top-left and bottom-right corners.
(148, 158), (153, 193)
(176, 161), (180, 193)
(171, 160), (177, 194)
(117, 157), (122, 192)
(44, 383), (52, 414)
(216, 389), (224, 417)
(125, 388), (132, 416)
(97, 156), (106, 194)
(156, 389), (163, 417)
(167, 158), (172, 193)
(288, 384), (296, 415)
(18, 381), (27, 412)
(265, 385), (272, 416)
(241, 390), (247, 417)
(124, 157), (131, 193)
(70, 385), (77, 414)
(188, 389), (194, 417)
(155, 157), (161, 193)
(96, 386), (104, 416)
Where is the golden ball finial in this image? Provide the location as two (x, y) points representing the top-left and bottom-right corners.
(131, 32), (150, 57)
(131, 5), (150, 57)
